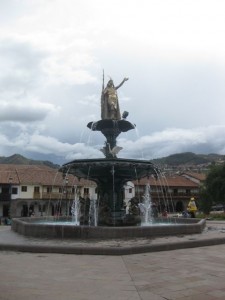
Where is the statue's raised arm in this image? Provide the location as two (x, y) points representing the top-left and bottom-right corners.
(101, 77), (129, 120)
(115, 77), (129, 90)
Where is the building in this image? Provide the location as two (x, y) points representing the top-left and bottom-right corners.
(181, 171), (206, 185)
(0, 164), (204, 221)
(132, 174), (201, 213)
(0, 164), (97, 220)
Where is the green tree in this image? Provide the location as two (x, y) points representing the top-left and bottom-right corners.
(198, 185), (213, 214)
(200, 164), (225, 213)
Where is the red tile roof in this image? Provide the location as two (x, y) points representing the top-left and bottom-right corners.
(0, 165), (201, 188)
(0, 164), (96, 186)
(182, 172), (206, 181)
(133, 175), (199, 187)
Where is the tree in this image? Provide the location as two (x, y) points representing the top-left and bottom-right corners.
(200, 164), (225, 213)
(198, 186), (213, 215)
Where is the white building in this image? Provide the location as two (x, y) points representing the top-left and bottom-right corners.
(0, 164), (97, 220)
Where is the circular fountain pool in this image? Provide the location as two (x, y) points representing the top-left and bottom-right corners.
(12, 217), (206, 239)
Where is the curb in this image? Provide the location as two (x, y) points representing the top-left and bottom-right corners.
(1, 236), (225, 255)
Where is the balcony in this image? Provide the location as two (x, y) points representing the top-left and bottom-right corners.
(42, 192), (74, 200)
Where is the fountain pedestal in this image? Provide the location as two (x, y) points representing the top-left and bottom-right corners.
(87, 119), (135, 158)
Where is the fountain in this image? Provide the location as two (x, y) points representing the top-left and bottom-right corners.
(71, 186), (80, 226)
(12, 75), (205, 239)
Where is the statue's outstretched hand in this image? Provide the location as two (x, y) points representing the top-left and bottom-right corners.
(124, 77), (129, 81)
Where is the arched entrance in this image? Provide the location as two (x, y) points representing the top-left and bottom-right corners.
(176, 201), (184, 212)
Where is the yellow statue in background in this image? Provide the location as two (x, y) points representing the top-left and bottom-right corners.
(187, 197), (197, 218)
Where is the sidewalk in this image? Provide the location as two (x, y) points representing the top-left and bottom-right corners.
(1, 222), (225, 299)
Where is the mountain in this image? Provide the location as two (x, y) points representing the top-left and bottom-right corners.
(151, 152), (225, 166)
(0, 152), (224, 169)
(0, 154), (60, 169)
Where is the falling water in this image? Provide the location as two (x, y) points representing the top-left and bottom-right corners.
(88, 198), (98, 226)
(141, 184), (153, 225)
(71, 186), (80, 225)
(111, 165), (116, 226)
(87, 122), (97, 146)
(134, 127), (144, 159)
(153, 168), (176, 218)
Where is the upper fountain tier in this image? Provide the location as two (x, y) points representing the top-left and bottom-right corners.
(87, 119), (135, 158)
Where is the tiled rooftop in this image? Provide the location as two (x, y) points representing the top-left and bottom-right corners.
(182, 171), (206, 181)
(0, 164), (203, 188)
(0, 164), (96, 186)
(133, 174), (199, 187)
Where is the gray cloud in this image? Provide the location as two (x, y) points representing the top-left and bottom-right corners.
(0, 38), (45, 90)
(117, 126), (225, 160)
(0, 0), (225, 165)
(0, 125), (224, 166)
(0, 100), (58, 122)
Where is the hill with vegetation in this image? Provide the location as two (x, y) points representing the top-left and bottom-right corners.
(0, 154), (59, 169)
(0, 152), (224, 169)
(151, 152), (225, 166)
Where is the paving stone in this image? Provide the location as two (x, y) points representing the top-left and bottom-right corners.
(1, 222), (225, 299)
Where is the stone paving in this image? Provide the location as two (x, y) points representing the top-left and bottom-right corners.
(0, 221), (225, 299)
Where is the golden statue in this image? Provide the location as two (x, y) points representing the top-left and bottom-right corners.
(101, 73), (129, 120)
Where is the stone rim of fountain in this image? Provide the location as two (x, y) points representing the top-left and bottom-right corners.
(60, 158), (158, 183)
(12, 217), (206, 239)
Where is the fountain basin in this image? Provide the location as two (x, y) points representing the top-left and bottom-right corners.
(60, 158), (158, 184)
(12, 217), (206, 239)
(60, 158), (160, 225)
(87, 119), (135, 132)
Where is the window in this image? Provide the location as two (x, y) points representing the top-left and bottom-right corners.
(12, 187), (18, 194)
(47, 187), (52, 193)
(84, 188), (89, 194)
(129, 188), (132, 193)
(163, 187), (168, 195)
(186, 189), (191, 195)
(34, 186), (40, 193)
(2, 187), (10, 194)
(21, 186), (27, 192)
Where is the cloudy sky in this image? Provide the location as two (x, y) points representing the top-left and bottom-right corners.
(0, 0), (225, 165)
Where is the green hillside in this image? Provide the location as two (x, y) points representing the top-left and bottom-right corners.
(151, 152), (225, 166)
(0, 154), (59, 169)
(0, 152), (224, 169)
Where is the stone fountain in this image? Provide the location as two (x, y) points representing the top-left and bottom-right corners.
(61, 76), (159, 226)
(12, 75), (205, 239)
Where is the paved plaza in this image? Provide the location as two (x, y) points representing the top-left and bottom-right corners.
(1, 221), (225, 299)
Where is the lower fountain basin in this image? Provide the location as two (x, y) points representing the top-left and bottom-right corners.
(12, 217), (206, 239)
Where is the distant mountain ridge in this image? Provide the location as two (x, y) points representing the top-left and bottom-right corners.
(0, 154), (60, 169)
(151, 152), (225, 166)
(0, 152), (224, 169)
